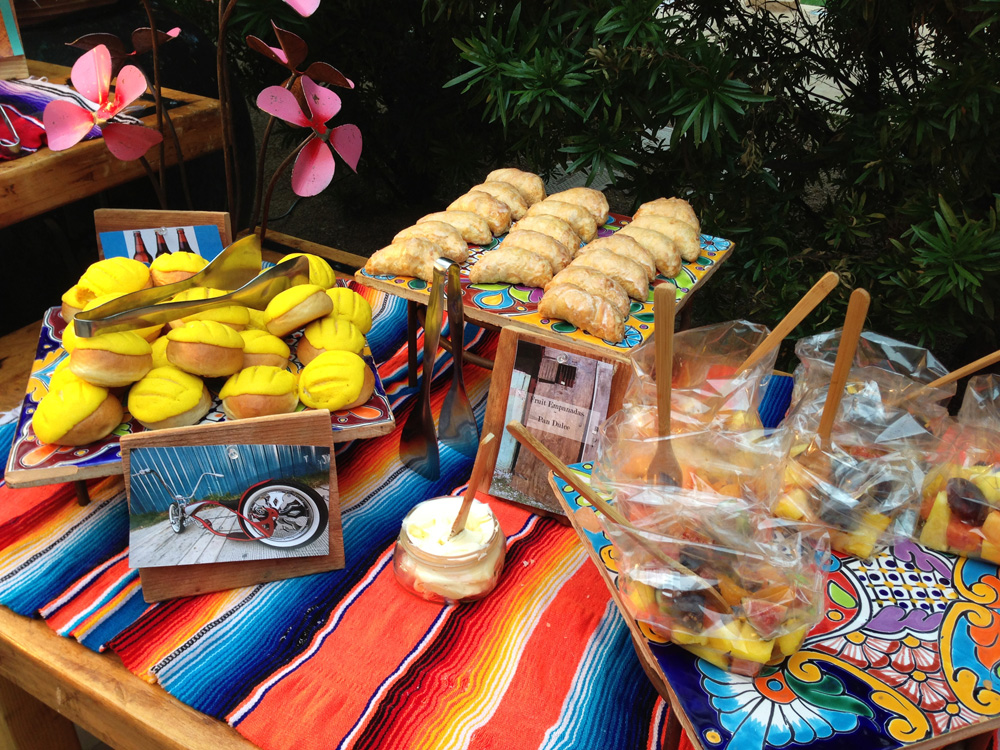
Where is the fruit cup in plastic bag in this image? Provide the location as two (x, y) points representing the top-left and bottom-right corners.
(593, 407), (790, 514)
(597, 488), (827, 676)
(624, 320), (778, 433)
(914, 375), (1000, 562)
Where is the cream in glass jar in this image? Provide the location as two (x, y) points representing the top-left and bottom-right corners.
(393, 496), (506, 605)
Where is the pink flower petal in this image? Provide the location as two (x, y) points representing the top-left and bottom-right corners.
(166, 27), (181, 38)
(42, 100), (95, 151)
(291, 137), (334, 196)
(301, 76), (341, 125)
(272, 23), (308, 69)
(246, 35), (288, 67)
(282, 0), (320, 17)
(256, 86), (310, 127)
(329, 124), (362, 172)
(269, 46), (289, 64)
(71, 45), (112, 106)
(107, 65), (149, 116)
(303, 61), (354, 89)
(102, 122), (163, 161)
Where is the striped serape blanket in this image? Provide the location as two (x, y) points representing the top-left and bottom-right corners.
(0, 283), (696, 750)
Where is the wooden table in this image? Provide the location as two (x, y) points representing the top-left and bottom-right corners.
(0, 60), (223, 229)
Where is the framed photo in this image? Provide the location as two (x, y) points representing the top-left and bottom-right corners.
(481, 327), (630, 516)
(121, 410), (344, 602)
(0, 0), (28, 80)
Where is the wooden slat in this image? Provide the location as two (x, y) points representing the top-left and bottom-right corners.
(0, 61), (223, 229)
(0, 607), (256, 750)
(0, 674), (81, 750)
(0, 320), (39, 412)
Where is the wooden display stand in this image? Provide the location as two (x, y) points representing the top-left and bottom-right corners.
(121, 410), (345, 602)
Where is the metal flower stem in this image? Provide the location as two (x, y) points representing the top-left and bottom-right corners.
(259, 134), (312, 245)
(216, 0), (240, 222)
(136, 69), (194, 209)
(250, 75), (296, 233)
(138, 154), (168, 209)
(138, 0), (166, 202)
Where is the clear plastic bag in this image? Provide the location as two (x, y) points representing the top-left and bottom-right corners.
(593, 408), (790, 512)
(913, 375), (1000, 562)
(598, 490), (827, 676)
(624, 320), (776, 432)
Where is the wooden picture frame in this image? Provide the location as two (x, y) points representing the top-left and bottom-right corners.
(481, 327), (630, 517)
(120, 410), (344, 602)
(94, 208), (233, 258)
(0, 0), (28, 80)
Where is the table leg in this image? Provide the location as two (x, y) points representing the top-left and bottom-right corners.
(407, 301), (419, 388)
(0, 674), (81, 750)
(74, 481), (90, 507)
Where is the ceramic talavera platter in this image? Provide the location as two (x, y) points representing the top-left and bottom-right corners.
(356, 214), (734, 358)
(5, 281), (395, 489)
(552, 463), (1000, 750)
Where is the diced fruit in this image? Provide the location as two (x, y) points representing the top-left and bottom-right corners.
(835, 511), (890, 559)
(920, 492), (951, 550)
(685, 644), (730, 670)
(974, 472), (1000, 506)
(742, 597), (788, 639)
(946, 518), (983, 555)
(981, 541), (1000, 565)
(731, 623), (775, 664)
(919, 490), (938, 520)
(946, 478), (989, 526)
(777, 624), (809, 656)
(775, 489), (809, 521)
(640, 620), (672, 643)
(729, 658), (764, 676)
(626, 581), (657, 616)
(671, 627), (708, 646)
(982, 511), (1000, 546)
(753, 584), (797, 607)
(718, 574), (752, 608)
(705, 620), (741, 654)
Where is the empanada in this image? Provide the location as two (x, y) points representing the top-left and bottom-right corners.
(571, 248), (648, 300)
(365, 238), (442, 282)
(393, 221), (469, 263)
(629, 215), (701, 262)
(546, 266), (631, 319)
(471, 181), (528, 221)
(548, 187), (610, 226)
(485, 167), (546, 206)
(502, 229), (571, 274)
(468, 247), (552, 289)
(448, 190), (512, 236)
(526, 199), (598, 243)
(633, 197), (700, 234)
(584, 234), (656, 282)
(539, 283), (625, 342)
(510, 215), (582, 256)
(418, 211), (492, 245)
(617, 225), (681, 278)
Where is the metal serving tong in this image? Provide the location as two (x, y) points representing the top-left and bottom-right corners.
(73, 235), (309, 337)
(438, 260), (480, 457)
(399, 258), (450, 479)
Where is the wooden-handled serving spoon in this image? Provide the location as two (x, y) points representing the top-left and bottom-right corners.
(449, 433), (497, 538)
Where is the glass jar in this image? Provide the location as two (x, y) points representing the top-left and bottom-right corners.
(393, 496), (506, 605)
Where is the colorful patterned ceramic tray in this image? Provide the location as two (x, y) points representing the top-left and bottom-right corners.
(553, 464), (1000, 750)
(4, 305), (395, 489)
(356, 214), (734, 357)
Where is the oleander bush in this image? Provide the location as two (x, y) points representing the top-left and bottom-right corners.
(431, 0), (1000, 362)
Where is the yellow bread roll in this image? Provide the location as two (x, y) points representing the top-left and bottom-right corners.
(61, 285), (90, 322)
(298, 317), (365, 365)
(246, 308), (268, 331)
(79, 256), (151, 297)
(33, 380), (122, 445)
(128, 366), (212, 430)
(61, 323), (79, 353)
(150, 252), (209, 286)
(150, 336), (170, 368)
(265, 284), (333, 337)
(282, 253), (336, 289)
(485, 168), (546, 206)
(239, 329), (291, 369)
(165, 287), (249, 331)
(83, 294), (161, 342)
(219, 366), (300, 420)
(166, 320), (244, 377)
(326, 287), (372, 334)
(298, 350), (374, 411)
(47, 364), (87, 395)
(69, 331), (153, 387)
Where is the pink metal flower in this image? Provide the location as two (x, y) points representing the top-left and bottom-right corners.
(246, 22), (353, 89)
(43, 44), (163, 161)
(256, 75), (362, 197)
(282, 0), (320, 17)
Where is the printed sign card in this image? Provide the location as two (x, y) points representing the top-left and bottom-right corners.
(99, 224), (225, 263)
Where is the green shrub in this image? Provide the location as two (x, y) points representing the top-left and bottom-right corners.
(435, 0), (1000, 361)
